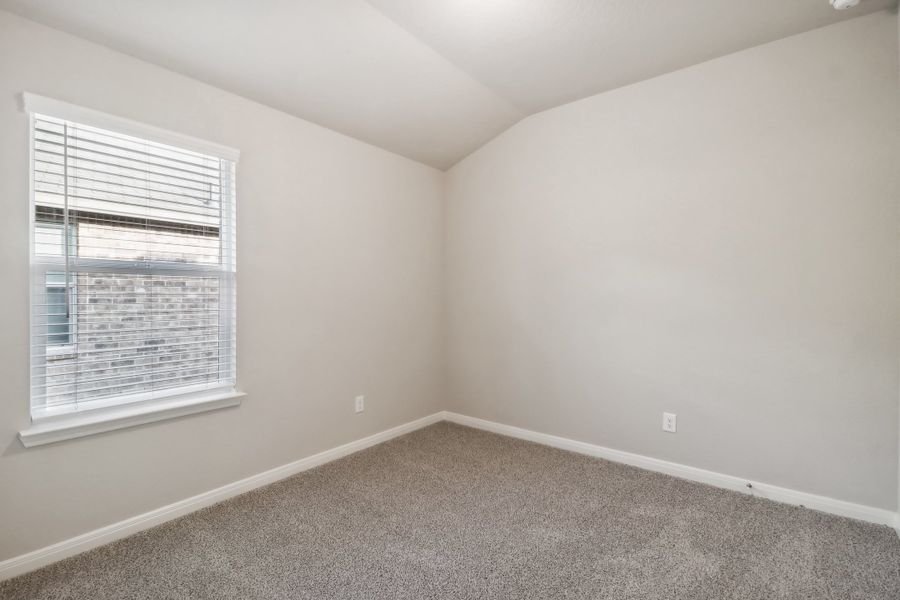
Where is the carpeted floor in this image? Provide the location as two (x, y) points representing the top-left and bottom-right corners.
(3, 422), (900, 599)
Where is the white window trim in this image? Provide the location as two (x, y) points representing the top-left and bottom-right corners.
(19, 389), (245, 448)
(22, 93), (240, 161)
(21, 93), (241, 447)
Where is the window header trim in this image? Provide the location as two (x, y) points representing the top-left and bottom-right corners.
(22, 92), (240, 162)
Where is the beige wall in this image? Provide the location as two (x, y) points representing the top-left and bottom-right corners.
(445, 12), (900, 511)
(0, 11), (444, 561)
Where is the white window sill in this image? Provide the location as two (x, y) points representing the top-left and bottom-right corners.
(19, 390), (244, 448)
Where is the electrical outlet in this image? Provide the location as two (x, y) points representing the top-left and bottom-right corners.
(355, 395), (365, 413)
(662, 412), (676, 433)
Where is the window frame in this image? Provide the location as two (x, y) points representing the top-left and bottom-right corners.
(21, 93), (243, 446)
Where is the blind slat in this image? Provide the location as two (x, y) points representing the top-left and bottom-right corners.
(35, 159), (222, 195)
(36, 370), (234, 403)
(31, 337), (235, 358)
(33, 353), (236, 377)
(35, 134), (222, 178)
(35, 146), (223, 188)
(34, 361), (234, 392)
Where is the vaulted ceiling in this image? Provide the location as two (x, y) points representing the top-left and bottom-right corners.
(0, 0), (894, 169)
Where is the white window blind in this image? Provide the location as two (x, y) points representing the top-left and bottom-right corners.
(29, 104), (237, 419)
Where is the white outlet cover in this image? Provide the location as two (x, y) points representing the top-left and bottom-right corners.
(355, 395), (365, 413)
(663, 412), (677, 433)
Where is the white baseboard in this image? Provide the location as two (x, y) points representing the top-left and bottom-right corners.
(443, 411), (900, 530)
(0, 411), (444, 582)
(3, 410), (896, 581)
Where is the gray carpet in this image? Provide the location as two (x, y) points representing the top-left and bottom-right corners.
(3, 422), (899, 599)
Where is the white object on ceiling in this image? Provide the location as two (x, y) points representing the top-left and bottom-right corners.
(0, 0), (893, 169)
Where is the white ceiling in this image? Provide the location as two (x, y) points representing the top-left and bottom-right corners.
(0, 0), (894, 169)
(369, 0), (897, 113)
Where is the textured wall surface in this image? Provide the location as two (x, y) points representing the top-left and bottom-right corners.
(0, 10), (444, 561)
(445, 12), (900, 510)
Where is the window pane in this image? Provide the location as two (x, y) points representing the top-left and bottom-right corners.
(45, 276), (72, 346)
(75, 220), (220, 265)
(31, 112), (236, 414)
(40, 272), (230, 407)
(35, 218), (77, 259)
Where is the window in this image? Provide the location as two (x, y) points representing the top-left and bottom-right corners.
(27, 95), (239, 425)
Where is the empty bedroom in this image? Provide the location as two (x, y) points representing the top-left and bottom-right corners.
(0, 1), (899, 598)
